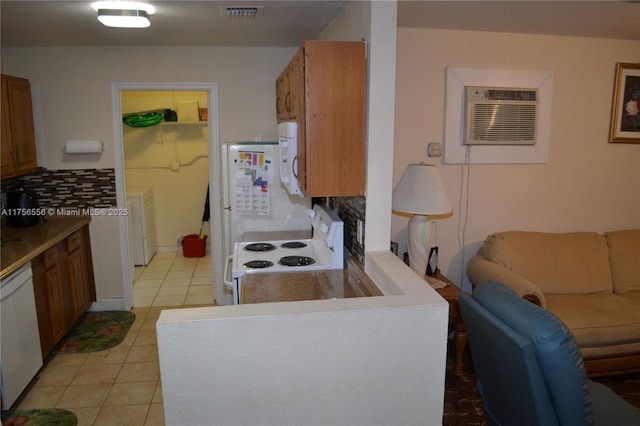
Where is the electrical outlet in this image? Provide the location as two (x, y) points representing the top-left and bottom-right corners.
(428, 142), (442, 157)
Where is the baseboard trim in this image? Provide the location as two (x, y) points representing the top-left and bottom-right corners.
(88, 298), (127, 312)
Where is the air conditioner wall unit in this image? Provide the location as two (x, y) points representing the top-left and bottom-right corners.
(464, 86), (538, 145)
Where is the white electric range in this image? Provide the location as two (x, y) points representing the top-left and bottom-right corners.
(223, 204), (344, 305)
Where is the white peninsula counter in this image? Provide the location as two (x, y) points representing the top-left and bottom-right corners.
(156, 251), (449, 425)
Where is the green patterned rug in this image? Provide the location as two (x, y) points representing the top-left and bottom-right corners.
(57, 311), (136, 353)
(1, 408), (77, 425)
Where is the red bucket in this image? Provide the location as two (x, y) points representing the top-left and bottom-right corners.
(182, 234), (207, 257)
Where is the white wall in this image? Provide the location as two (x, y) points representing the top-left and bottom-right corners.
(393, 28), (640, 291)
(1, 47), (295, 170)
(1, 46), (296, 302)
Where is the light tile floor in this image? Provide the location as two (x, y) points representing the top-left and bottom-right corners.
(17, 307), (169, 426)
(132, 252), (214, 308)
(13, 253), (216, 425)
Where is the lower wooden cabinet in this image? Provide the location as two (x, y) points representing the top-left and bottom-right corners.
(32, 225), (96, 358)
(33, 243), (66, 358)
(66, 227), (94, 322)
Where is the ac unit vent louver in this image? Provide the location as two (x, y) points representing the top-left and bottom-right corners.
(464, 86), (538, 145)
(222, 6), (263, 18)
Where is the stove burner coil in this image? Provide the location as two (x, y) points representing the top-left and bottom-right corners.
(281, 241), (308, 249)
(243, 260), (274, 269)
(279, 256), (316, 267)
(244, 243), (277, 252)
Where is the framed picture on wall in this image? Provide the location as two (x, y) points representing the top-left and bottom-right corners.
(609, 62), (640, 144)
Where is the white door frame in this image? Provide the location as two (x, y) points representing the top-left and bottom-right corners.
(110, 82), (223, 309)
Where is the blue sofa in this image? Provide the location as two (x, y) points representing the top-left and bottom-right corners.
(458, 281), (640, 426)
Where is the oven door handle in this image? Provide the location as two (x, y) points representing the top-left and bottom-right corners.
(223, 255), (240, 304)
(223, 255), (234, 291)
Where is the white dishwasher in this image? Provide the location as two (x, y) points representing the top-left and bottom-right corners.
(127, 186), (157, 266)
(1, 263), (43, 407)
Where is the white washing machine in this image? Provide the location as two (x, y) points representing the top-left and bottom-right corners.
(127, 186), (157, 266)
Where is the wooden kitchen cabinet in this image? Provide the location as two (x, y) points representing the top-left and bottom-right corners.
(32, 225), (96, 358)
(32, 243), (68, 358)
(66, 228), (95, 323)
(275, 41), (367, 197)
(1, 74), (38, 179)
(276, 48), (303, 122)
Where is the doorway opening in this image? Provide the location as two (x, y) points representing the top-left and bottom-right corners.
(123, 90), (210, 307)
(111, 83), (223, 310)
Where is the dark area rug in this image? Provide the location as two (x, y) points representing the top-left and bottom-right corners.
(592, 373), (640, 408)
(1, 408), (77, 426)
(443, 360), (640, 426)
(443, 370), (487, 426)
(57, 311), (135, 353)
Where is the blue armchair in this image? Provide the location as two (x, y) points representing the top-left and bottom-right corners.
(458, 281), (640, 426)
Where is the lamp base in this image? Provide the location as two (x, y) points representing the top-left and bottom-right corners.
(407, 215), (435, 277)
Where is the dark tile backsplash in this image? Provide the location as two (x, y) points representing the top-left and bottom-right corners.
(2, 170), (368, 267)
(329, 196), (366, 266)
(2, 168), (117, 209)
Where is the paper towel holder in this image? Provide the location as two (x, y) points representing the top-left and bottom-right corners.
(65, 140), (104, 155)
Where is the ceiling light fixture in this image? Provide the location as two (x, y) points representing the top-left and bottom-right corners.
(93, 1), (154, 28)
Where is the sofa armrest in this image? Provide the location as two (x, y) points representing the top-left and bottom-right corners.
(467, 253), (546, 307)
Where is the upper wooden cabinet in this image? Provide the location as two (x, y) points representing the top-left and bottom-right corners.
(276, 47), (304, 122)
(276, 41), (367, 197)
(1, 74), (38, 180)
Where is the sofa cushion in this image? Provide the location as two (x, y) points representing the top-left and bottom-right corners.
(482, 231), (613, 295)
(620, 292), (640, 305)
(472, 281), (593, 426)
(545, 293), (640, 350)
(605, 229), (640, 294)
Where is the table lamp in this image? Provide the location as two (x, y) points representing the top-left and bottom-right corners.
(392, 163), (452, 277)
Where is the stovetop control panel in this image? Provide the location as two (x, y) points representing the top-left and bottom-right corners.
(308, 204), (343, 250)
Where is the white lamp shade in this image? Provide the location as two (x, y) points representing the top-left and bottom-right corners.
(392, 163), (452, 215)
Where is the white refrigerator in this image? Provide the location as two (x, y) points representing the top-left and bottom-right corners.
(221, 142), (311, 257)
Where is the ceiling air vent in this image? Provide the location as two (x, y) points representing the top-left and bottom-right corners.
(221, 6), (263, 18)
(464, 86), (538, 145)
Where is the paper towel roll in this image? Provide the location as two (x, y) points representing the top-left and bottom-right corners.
(65, 140), (103, 154)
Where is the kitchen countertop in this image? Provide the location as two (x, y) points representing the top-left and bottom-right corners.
(241, 256), (383, 304)
(1, 216), (91, 279)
